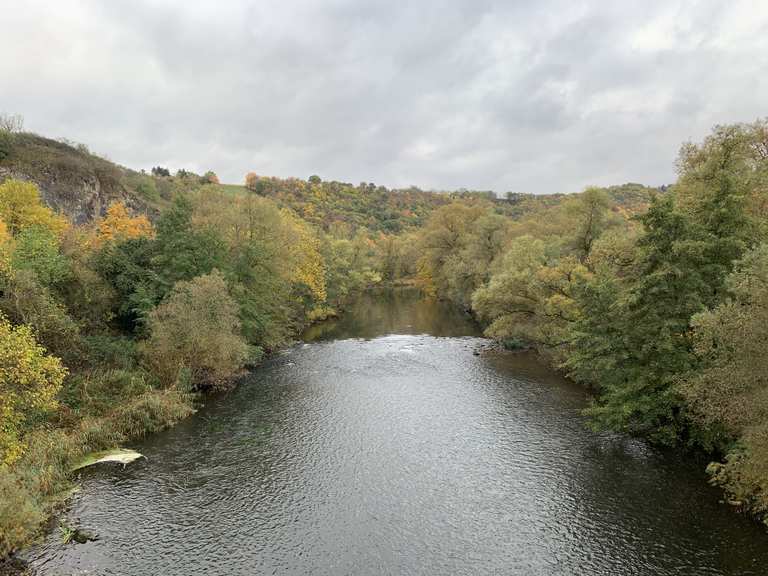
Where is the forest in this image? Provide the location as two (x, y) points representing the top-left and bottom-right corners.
(1, 117), (767, 558)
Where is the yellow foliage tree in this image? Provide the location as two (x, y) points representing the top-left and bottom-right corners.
(0, 313), (67, 465)
(0, 179), (68, 237)
(280, 210), (327, 302)
(94, 202), (153, 246)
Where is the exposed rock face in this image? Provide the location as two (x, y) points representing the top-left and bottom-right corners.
(0, 133), (154, 224)
(0, 166), (147, 225)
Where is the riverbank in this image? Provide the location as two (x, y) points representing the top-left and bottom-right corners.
(21, 290), (768, 576)
(0, 278), (382, 569)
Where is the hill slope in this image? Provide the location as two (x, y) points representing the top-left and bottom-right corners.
(0, 132), (661, 230)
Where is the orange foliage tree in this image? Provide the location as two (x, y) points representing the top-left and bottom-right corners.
(245, 172), (259, 191)
(94, 202), (153, 246)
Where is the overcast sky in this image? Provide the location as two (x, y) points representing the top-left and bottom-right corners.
(2, 1), (767, 193)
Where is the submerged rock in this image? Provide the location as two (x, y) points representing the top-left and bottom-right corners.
(72, 529), (99, 544)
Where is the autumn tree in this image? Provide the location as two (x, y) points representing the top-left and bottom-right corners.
(201, 171), (219, 185)
(245, 172), (259, 191)
(280, 209), (327, 303)
(0, 180), (68, 237)
(0, 313), (67, 465)
(95, 202), (153, 246)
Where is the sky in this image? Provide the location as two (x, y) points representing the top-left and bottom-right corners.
(2, 0), (767, 194)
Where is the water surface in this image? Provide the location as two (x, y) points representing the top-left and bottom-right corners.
(27, 290), (768, 575)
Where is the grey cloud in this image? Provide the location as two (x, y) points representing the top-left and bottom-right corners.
(1, 0), (766, 193)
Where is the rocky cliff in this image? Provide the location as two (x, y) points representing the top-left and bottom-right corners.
(0, 133), (153, 223)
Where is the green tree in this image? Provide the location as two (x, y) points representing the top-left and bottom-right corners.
(566, 192), (747, 444)
(10, 225), (70, 286)
(141, 271), (249, 388)
(152, 196), (226, 293)
(680, 244), (768, 514)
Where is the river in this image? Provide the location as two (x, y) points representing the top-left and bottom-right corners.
(25, 289), (768, 575)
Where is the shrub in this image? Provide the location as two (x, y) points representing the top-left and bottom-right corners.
(0, 270), (83, 364)
(0, 467), (44, 557)
(0, 130), (13, 160)
(141, 270), (249, 388)
(0, 313), (68, 465)
(10, 225), (71, 286)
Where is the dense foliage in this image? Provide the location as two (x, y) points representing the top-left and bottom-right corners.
(1, 117), (767, 558)
(412, 118), (768, 517)
(0, 176), (388, 556)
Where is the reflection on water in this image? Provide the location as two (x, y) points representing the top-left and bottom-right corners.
(302, 288), (482, 341)
(25, 289), (768, 576)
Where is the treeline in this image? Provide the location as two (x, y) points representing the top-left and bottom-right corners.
(244, 172), (454, 233)
(410, 118), (768, 518)
(0, 179), (397, 555)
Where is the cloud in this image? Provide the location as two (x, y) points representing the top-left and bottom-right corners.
(1, 0), (767, 193)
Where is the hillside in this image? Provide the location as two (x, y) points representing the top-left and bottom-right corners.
(0, 133), (157, 224)
(0, 132), (660, 232)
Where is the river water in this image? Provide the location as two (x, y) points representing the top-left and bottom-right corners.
(26, 290), (768, 575)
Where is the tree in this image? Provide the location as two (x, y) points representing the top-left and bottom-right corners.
(201, 171), (219, 185)
(95, 202), (153, 246)
(675, 119), (768, 243)
(191, 188), (295, 348)
(141, 271), (249, 388)
(566, 193), (744, 444)
(472, 236), (550, 343)
(280, 209), (327, 303)
(151, 166), (170, 177)
(245, 171), (259, 191)
(10, 226), (70, 286)
(152, 196), (226, 293)
(680, 244), (768, 514)
(565, 187), (614, 262)
(0, 180), (68, 237)
(0, 270), (83, 365)
(0, 113), (23, 133)
(418, 202), (488, 297)
(0, 130), (12, 161)
(0, 312), (67, 465)
(93, 236), (161, 331)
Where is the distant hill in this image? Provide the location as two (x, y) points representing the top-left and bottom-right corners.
(0, 131), (660, 230)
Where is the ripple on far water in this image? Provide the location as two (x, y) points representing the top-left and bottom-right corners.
(25, 290), (768, 575)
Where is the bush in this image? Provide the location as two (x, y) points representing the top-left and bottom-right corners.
(0, 130), (13, 160)
(141, 270), (249, 388)
(10, 225), (71, 287)
(0, 270), (83, 364)
(0, 313), (67, 465)
(0, 467), (44, 557)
